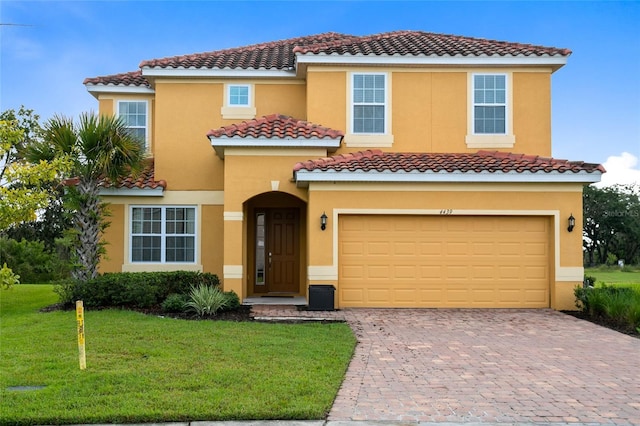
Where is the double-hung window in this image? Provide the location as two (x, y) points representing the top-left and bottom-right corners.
(118, 101), (148, 148)
(131, 206), (196, 263)
(473, 74), (506, 134)
(352, 73), (386, 134)
(466, 73), (514, 148)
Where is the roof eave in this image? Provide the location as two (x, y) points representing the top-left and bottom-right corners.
(99, 187), (164, 197)
(295, 53), (569, 72)
(209, 136), (342, 159)
(85, 84), (155, 99)
(294, 169), (602, 188)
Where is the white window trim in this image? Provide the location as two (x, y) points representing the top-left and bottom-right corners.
(221, 83), (256, 119)
(128, 205), (198, 265)
(346, 72), (394, 148)
(117, 100), (150, 151)
(466, 72), (515, 149)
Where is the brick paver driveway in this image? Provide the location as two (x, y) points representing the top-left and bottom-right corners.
(328, 309), (640, 424)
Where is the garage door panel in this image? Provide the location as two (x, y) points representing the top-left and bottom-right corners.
(339, 215), (550, 308)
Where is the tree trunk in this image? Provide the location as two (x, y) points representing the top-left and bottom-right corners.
(71, 178), (102, 282)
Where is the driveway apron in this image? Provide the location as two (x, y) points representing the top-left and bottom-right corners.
(328, 309), (640, 424)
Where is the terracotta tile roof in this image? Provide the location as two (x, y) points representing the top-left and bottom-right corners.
(207, 114), (344, 140)
(140, 30), (570, 71)
(100, 159), (167, 190)
(294, 150), (604, 174)
(140, 32), (352, 70)
(83, 70), (150, 87)
(293, 30), (571, 57)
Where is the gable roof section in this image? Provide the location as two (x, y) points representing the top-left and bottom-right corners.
(293, 150), (604, 186)
(85, 30), (571, 89)
(141, 32), (351, 70)
(207, 114), (343, 158)
(99, 159), (166, 196)
(83, 71), (154, 98)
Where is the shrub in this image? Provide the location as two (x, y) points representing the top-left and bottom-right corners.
(186, 284), (228, 317)
(584, 275), (597, 287)
(575, 285), (640, 333)
(0, 237), (70, 283)
(223, 290), (241, 311)
(1, 263), (20, 290)
(55, 271), (221, 309)
(162, 293), (189, 313)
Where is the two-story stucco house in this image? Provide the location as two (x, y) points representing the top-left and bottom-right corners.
(84, 31), (604, 310)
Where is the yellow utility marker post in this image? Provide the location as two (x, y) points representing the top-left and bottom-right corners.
(76, 300), (86, 370)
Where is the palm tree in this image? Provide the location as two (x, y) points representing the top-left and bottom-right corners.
(28, 112), (145, 281)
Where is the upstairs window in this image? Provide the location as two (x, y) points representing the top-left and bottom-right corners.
(352, 74), (386, 134)
(473, 74), (506, 134)
(228, 85), (250, 106)
(131, 206), (196, 263)
(222, 84), (255, 119)
(118, 101), (148, 147)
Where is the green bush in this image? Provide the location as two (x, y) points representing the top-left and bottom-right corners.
(162, 293), (189, 313)
(584, 275), (597, 287)
(223, 290), (241, 311)
(0, 237), (70, 283)
(1, 263), (20, 289)
(55, 271), (221, 309)
(186, 284), (228, 317)
(575, 285), (640, 332)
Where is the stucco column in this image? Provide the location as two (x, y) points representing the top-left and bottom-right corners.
(222, 210), (244, 299)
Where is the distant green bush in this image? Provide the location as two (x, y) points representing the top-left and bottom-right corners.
(56, 271), (220, 308)
(0, 237), (70, 283)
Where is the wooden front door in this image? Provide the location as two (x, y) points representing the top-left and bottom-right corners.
(253, 208), (300, 294)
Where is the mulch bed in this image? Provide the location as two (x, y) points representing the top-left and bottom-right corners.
(562, 310), (639, 339)
(41, 303), (254, 321)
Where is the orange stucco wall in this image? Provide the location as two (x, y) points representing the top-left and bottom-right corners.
(99, 203), (125, 273)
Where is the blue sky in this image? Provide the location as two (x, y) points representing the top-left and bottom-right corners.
(1, 1), (639, 186)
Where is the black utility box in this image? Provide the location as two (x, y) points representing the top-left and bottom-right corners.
(308, 285), (336, 311)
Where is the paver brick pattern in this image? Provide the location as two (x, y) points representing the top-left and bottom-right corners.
(327, 309), (640, 424)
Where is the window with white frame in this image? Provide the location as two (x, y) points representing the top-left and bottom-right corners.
(352, 74), (386, 134)
(131, 206), (196, 263)
(473, 74), (506, 134)
(228, 85), (250, 106)
(118, 101), (148, 147)
(221, 84), (255, 119)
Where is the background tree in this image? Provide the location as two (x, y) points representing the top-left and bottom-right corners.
(0, 107), (71, 248)
(583, 184), (640, 266)
(27, 112), (145, 281)
(0, 112), (69, 229)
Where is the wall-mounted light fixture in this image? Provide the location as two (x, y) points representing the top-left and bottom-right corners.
(567, 214), (575, 232)
(320, 212), (328, 231)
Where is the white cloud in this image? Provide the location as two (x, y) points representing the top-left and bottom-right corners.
(596, 152), (640, 188)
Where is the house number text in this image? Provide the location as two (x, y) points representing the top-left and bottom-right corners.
(439, 209), (453, 215)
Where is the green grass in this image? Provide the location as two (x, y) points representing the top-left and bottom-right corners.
(584, 266), (640, 288)
(0, 285), (356, 425)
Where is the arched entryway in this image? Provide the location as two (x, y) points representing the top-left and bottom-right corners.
(245, 192), (307, 296)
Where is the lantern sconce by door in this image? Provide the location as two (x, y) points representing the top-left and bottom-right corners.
(567, 214), (575, 232)
(320, 212), (328, 231)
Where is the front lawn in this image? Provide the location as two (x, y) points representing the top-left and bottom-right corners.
(584, 266), (640, 287)
(0, 285), (356, 425)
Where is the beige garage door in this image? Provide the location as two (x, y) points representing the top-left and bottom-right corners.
(339, 215), (550, 308)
